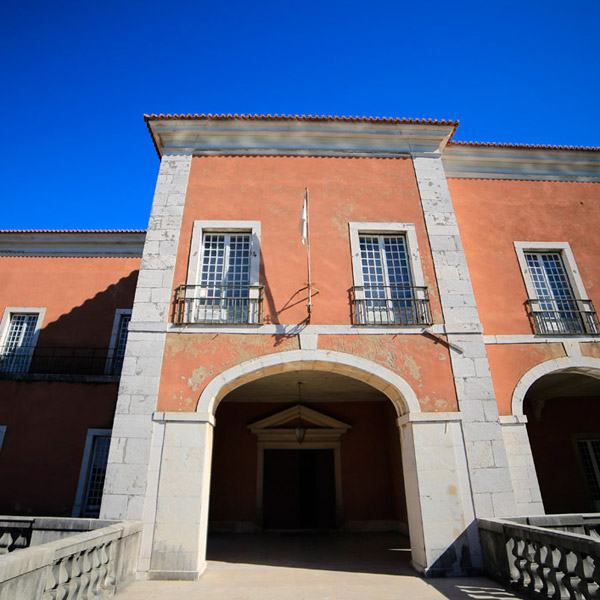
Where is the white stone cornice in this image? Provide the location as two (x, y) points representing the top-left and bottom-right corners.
(146, 118), (456, 157)
(0, 232), (146, 257)
(443, 144), (600, 181)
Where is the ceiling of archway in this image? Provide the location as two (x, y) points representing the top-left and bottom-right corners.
(222, 370), (389, 403)
(525, 372), (600, 405)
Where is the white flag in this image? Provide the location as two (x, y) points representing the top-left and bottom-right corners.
(299, 191), (308, 245)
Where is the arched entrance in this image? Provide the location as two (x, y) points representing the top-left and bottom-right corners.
(147, 350), (478, 579)
(512, 357), (600, 513)
(208, 369), (409, 536)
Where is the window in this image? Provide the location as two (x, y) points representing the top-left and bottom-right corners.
(176, 221), (262, 325)
(576, 438), (600, 511)
(0, 425), (6, 454)
(0, 308), (45, 373)
(515, 242), (599, 335)
(349, 223), (430, 326)
(72, 429), (111, 517)
(106, 309), (131, 374)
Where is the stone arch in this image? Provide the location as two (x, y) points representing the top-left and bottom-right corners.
(196, 349), (421, 417)
(511, 356), (600, 417)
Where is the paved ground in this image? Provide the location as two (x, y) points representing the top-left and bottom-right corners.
(118, 533), (520, 600)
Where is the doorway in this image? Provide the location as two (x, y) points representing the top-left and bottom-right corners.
(262, 449), (336, 530)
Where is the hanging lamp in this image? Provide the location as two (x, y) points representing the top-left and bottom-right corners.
(295, 381), (306, 444)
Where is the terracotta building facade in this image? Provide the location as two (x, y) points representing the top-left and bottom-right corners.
(1, 115), (599, 579)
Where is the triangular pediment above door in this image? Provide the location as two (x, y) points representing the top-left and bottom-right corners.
(248, 405), (350, 435)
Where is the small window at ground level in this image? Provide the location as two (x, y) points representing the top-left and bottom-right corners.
(577, 438), (600, 511)
(82, 435), (111, 517)
(0, 425), (6, 454)
(72, 428), (111, 517)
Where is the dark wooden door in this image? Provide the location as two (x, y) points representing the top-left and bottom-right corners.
(262, 449), (336, 529)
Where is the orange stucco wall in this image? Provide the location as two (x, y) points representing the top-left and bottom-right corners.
(210, 401), (406, 525)
(0, 256), (140, 347)
(0, 380), (118, 515)
(159, 155), (457, 413)
(486, 343), (566, 415)
(173, 155), (443, 326)
(448, 179), (600, 336)
(158, 333), (458, 413)
(0, 255), (139, 515)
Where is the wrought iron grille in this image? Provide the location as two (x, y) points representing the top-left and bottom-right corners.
(174, 284), (264, 325)
(0, 346), (125, 376)
(526, 298), (600, 335)
(352, 285), (432, 326)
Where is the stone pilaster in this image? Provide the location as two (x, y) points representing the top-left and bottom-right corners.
(500, 416), (544, 515)
(100, 155), (192, 528)
(413, 156), (517, 519)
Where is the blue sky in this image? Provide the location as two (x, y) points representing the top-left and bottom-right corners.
(2, 0), (599, 230)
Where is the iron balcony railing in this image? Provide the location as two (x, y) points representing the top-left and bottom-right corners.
(0, 346), (125, 376)
(526, 298), (600, 336)
(174, 284), (264, 325)
(352, 285), (432, 326)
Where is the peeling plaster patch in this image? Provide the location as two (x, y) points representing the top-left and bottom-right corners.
(399, 354), (421, 380)
(187, 367), (208, 392)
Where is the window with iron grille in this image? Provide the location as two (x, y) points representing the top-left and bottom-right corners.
(178, 221), (262, 325)
(354, 233), (430, 325)
(0, 313), (39, 373)
(525, 252), (592, 334)
(576, 438), (600, 511)
(81, 434), (111, 517)
(515, 242), (599, 336)
(197, 233), (252, 323)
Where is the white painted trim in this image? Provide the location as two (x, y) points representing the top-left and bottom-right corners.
(105, 309), (131, 374)
(186, 220), (261, 286)
(484, 334), (600, 344)
(499, 415), (528, 425)
(147, 118), (456, 157)
(196, 349), (421, 417)
(514, 241), (590, 301)
(0, 425), (6, 454)
(0, 232), (145, 257)
(396, 411), (462, 426)
(72, 428), (112, 517)
(0, 307), (46, 372)
(511, 356), (600, 417)
(348, 222), (426, 289)
(443, 145), (600, 182)
(153, 411), (216, 426)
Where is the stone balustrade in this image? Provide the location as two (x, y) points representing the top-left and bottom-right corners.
(0, 516), (142, 599)
(478, 514), (600, 599)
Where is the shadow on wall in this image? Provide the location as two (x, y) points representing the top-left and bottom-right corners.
(0, 270), (139, 517)
(36, 270), (139, 349)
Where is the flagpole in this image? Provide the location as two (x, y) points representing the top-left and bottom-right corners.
(305, 187), (312, 320)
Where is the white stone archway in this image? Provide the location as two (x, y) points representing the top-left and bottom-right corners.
(145, 349), (478, 579)
(196, 349), (421, 418)
(511, 356), (600, 417)
(501, 356), (600, 517)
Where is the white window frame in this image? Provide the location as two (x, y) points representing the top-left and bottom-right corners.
(184, 221), (261, 324)
(514, 241), (596, 334)
(0, 307), (46, 373)
(0, 425), (6, 454)
(349, 222), (426, 325)
(72, 428), (112, 517)
(105, 309), (131, 374)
